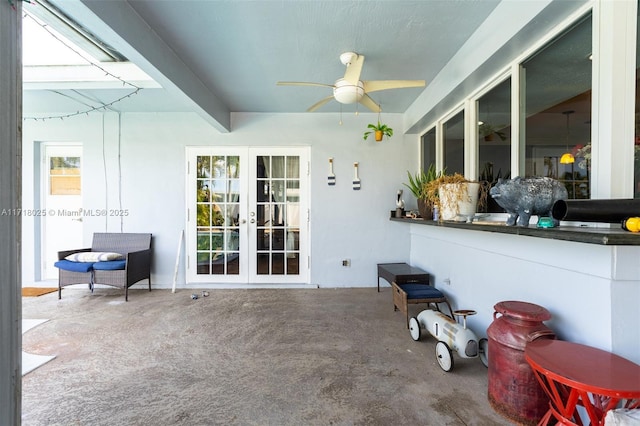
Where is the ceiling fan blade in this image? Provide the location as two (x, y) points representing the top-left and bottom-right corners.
(363, 80), (426, 93)
(307, 95), (335, 112)
(359, 94), (381, 113)
(343, 54), (365, 85)
(277, 81), (334, 88)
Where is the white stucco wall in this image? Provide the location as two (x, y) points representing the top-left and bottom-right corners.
(21, 111), (414, 290)
(408, 224), (640, 364)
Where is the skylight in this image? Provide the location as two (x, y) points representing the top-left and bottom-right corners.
(22, 0), (126, 65)
(22, 13), (93, 66)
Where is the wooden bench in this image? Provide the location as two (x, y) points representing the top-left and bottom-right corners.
(378, 263), (453, 327)
(377, 262), (430, 292)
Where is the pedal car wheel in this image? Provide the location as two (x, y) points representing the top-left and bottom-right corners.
(478, 338), (489, 368)
(409, 317), (421, 341)
(435, 341), (454, 372)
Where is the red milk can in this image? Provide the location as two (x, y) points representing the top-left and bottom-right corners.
(487, 301), (555, 425)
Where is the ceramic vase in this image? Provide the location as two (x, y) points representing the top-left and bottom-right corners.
(438, 182), (480, 221)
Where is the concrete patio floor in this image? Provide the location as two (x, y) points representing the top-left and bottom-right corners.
(22, 287), (514, 425)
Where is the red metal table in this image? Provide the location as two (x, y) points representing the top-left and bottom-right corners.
(525, 339), (640, 425)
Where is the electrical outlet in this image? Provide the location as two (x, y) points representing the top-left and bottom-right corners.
(443, 278), (451, 286)
(342, 259), (351, 267)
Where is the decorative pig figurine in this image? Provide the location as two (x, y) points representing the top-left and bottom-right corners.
(489, 177), (568, 227)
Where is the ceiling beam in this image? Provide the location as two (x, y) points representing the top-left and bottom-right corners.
(50, 0), (231, 132)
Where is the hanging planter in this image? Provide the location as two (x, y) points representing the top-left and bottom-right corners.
(479, 123), (507, 142)
(363, 121), (393, 142)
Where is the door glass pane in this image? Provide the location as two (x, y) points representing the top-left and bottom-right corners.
(228, 156), (240, 178)
(272, 156), (285, 178)
(287, 252), (300, 275)
(286, 157), (299, 178)
(50, 156), (81, 195)
(196, 155), (240, 275)
(257, 156), (270, 178)
(197, 156), (211, 178)
(257, 253), (269, 275)
(256, 154), (300, 276)
(272, 253), (285, 274)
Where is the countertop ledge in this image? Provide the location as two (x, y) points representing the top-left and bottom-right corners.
(390, 217), (640, 246)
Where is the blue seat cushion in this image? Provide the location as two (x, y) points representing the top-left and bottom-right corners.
(92, 260), (126, 271)
(54, 260), (94, 273)
(399, 283), (445, 299)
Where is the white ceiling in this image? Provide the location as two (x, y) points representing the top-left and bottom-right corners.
(23, 0), (501, 130)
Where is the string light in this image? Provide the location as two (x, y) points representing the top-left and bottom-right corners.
(7, 0), (32, 10)
(22, 11), (143, 121)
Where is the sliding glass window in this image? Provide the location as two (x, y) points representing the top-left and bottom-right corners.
(421, 127), (436, 171)
(478, 78), (511, 181)
(635, 1), (640, 198)
(478, 78), (511, 212)
(521, 13), (592, 199)
(443, 110), (464, 175)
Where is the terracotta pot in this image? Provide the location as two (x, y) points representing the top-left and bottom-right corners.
(375, 130), (383, 141)
(417, 199), (432, 220)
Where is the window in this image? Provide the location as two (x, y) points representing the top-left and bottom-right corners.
(49, 156), (80, 195)
(443, 110), (465, 175)
(421, 127), (436, 170)
(478, 78), (511, 183)
(477, 78), (511, 212)
(521, 14), (592, 199)
(635, 0), (640, 198)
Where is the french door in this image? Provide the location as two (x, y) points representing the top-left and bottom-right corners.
(186, 146), (309, 284)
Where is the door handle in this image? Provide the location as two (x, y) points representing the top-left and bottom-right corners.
(250, 219), (255, 224)
(241, 219), (247, 224)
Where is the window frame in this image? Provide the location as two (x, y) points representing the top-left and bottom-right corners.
(417, 3), (640, 203)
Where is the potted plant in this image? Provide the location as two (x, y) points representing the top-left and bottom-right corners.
(363, 121), (393, 142)
(424, 172), (488, 222)
(404, 164), (441, 219)
(479, 161), (510, 213)
(479, 123), (507, 142)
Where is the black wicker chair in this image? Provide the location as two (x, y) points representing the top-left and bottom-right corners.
(55, 233), (152, 301)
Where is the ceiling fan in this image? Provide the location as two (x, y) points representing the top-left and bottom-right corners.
(277, 52), (426, 113)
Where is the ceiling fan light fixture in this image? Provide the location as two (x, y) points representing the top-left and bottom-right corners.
(333, 79), (364, 104)
(277, 52), (423, 112)
(340, 51), (357, 66)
